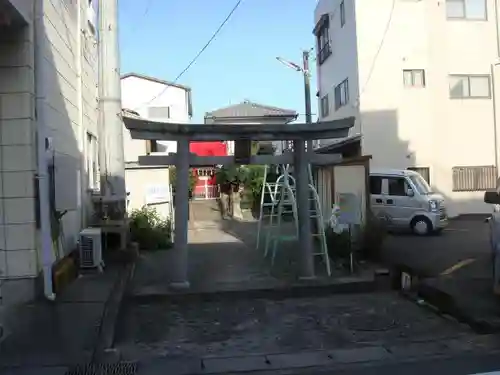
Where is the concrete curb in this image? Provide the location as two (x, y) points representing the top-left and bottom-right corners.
(129, 275), (384, 304)
(135, 343), (496, 375)
(389, 263), (500, 334)
(93, 261), (136, 363)
(417, 280), (500, 334)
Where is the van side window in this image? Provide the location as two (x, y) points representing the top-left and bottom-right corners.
(370, 176), (382, 194)
(387, 177), (407, 196)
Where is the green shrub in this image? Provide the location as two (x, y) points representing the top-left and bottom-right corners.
(325, 229), (352, 260)
(129, 206), (172, 251)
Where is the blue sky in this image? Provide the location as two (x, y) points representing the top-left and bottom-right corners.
(118, 0), (318, 123)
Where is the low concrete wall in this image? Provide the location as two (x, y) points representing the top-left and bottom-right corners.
(125, 166), (172, 219)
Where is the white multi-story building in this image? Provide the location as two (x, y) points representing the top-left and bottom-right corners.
(120, 73), (193, 163)
(120, 73), (192, 218)
(314, 0), (500, 217)
(0, 0), (124, 309)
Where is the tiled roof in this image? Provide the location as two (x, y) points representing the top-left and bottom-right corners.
(205, 100), (297, 119)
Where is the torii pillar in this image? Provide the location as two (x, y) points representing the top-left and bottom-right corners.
(171, 138), (190, 289)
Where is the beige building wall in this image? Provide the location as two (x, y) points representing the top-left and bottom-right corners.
(0, 16), (37, 305)
(0, 0), (109, 307)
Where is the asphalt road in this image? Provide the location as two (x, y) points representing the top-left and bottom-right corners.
(381, 218), (491, 277)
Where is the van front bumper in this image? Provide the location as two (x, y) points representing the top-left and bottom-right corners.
(430, 211), (448, 230)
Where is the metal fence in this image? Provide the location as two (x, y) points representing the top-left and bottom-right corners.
(452, 165), (497, 192)
(192, 184), (220, 200)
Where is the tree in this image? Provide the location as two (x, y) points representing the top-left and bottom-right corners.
(168, 166), (197, 198)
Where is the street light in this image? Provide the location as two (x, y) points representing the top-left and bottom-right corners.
(491, 61), (500, 177)
(276, 51), (314, 152)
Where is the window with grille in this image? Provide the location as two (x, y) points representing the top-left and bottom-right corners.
(403, 70), (426, 88)
(446, 0), (487, 20)
(334, 78), (349, 110)
(320, 94), (329, 118)
(407, 167), (430, 184)
(452, 165), (497, 192)
(449, 75), (491, 99)
(315, 16), (331, 65)
(340, 1), (346, 27)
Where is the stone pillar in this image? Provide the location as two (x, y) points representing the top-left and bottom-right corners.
(171, 138), (190, 289)
(293, 139), (315, 279)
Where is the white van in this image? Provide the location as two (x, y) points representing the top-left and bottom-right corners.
(369, 168), (448, 235)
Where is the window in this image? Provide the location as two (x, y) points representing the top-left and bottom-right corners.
(407, 167), (430, 184)
(449, 75), (491, 98)
(370, 176), (382, 194)
(452, 165), (497, 191)
(403, 69), (426, 88)
(340, 1), (346, 27)
(387, 177), (408, 196)
(334, 79), (349, 110)
(148, 106), (171, 119)
(86, 132), (99, 191)
(314, 15), (331, 65)
(320, 94), (329, 118)
(446, 0), (487, 20)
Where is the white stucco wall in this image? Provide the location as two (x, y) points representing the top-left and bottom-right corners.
(315, 0), (500, 217)
(36, 0), (100, 251)
(121, 75), (191, 163)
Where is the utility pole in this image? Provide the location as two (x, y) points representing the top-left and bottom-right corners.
(98, 0), (126, 200)
(275, 51), (316, 278)
(302, 50), (314, 151)
(276, 51), (315, 152)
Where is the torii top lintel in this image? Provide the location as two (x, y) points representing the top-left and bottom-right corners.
(122, 115), (355, 142)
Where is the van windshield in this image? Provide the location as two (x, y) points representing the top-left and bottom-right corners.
(409, 174), (433, 195)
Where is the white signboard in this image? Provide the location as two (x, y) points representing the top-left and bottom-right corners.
(145, 184), (169, 204)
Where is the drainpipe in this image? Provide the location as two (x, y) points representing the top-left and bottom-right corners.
(34, 1), (56, 301)
(494, 0), (500, 179)
(77, 0), (86, 227)
(492, 63), (499, 176)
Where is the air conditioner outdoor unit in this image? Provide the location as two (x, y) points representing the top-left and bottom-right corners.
(78, 227), (104, 272)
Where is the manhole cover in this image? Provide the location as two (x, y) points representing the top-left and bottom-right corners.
(65, 362), (138, 375)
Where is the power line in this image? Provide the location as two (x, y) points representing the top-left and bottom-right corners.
(134, 0), (243, 110)
(120, 0), (155, 53)
(317, 0), (396, 110)
(357, 0), (396, 100)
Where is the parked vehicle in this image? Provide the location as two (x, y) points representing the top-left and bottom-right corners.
(369, 168), (448, 235)
(483, 190), (500, 295)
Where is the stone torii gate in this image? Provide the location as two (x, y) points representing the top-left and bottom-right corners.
(122, 115), (355, 289)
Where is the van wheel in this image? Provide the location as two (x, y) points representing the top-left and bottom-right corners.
(410, 216), (432, 236)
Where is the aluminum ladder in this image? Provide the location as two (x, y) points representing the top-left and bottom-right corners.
(264, 164), (331, 276)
